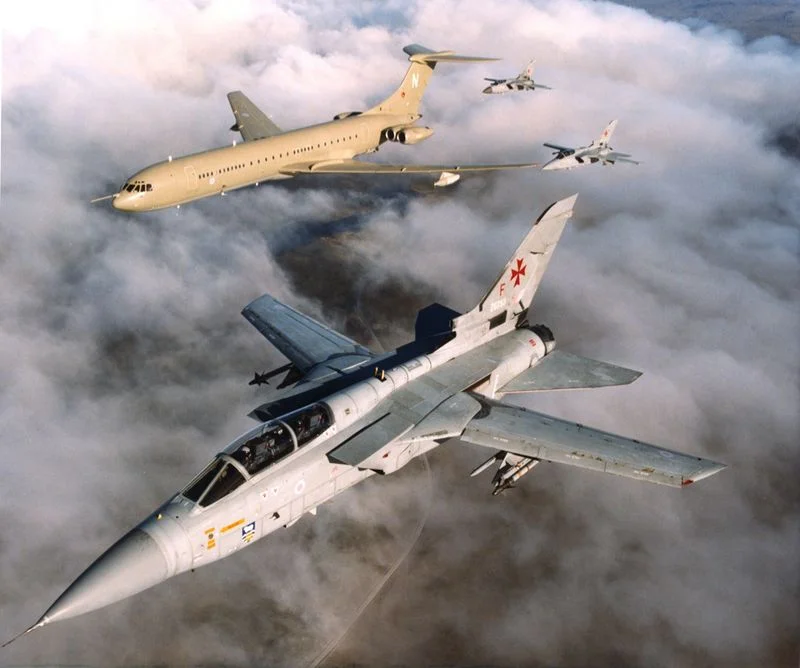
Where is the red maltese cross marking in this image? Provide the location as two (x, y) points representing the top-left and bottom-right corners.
(510, 258), (527, 287)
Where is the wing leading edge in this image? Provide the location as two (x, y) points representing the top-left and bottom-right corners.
(280, 159), (538, 175)
(458, 399), (726, 487)
(242, 294), (372, 372)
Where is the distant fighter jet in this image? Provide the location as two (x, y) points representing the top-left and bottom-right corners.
(102, 44), (539, 212)
(482, 59), (551, 94)
(542, 120), (639, 170)
(5, 195), (725, 645)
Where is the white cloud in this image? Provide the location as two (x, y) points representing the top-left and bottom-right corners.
(1, 0), (798, 665)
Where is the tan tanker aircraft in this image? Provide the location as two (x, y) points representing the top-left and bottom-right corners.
(104, 44), (538, 212)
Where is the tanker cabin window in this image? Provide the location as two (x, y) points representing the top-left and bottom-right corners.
(198, 462), (245, 508)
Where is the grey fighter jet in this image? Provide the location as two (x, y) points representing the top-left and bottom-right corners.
(6, 195), (725, 644)
(482, 59), (551, 94)
(542, 120), (639, 170)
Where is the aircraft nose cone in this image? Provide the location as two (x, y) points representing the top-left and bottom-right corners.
(482, 86), (492, 94)
(112, 193), (133, 210)
(37, 529), (168, 626)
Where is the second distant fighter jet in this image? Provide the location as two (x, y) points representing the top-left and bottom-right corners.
(482, 59), (551, 94)
(542, 120), (639, 170)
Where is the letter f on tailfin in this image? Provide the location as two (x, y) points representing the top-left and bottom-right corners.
(449, 195), (577, 338)
(366, 44), (499, 117)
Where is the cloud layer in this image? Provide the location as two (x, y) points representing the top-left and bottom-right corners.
(1, 0), (798, 666)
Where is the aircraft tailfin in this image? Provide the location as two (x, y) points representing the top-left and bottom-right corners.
(521, 59), (535, 80)
(592, 119), (618, 148)
(365, 44), (498, 117)
(450, 195), (577, 336)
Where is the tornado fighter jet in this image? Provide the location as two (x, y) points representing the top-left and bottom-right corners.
(6, 195), (725, 645)
(482, 59), (551, 94)
(542, 120), (639, 170)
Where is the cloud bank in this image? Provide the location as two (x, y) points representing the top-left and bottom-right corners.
(1, 0), (798, 666)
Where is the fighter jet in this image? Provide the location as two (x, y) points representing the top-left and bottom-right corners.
(542, 120), (639, 171)
(102, 44), (539, 212)
(5, 195), (725, 644)
(482, 59), (551, 94)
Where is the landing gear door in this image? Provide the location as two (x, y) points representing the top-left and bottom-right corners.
(184, 165), (198, 191)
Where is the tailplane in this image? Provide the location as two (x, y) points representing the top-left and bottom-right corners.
(365, 44), (498, 117)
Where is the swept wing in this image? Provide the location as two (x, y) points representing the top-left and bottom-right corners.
(242, 294), (372, 372)
(543, 142), (574, 152)
(605, 151), (640, 164)
(280, 158), (538, 176)
(227, 91), (283, 141)
(459, 399), (726, 487)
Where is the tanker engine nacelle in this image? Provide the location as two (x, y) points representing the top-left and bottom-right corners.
(384, 126), (434, 144)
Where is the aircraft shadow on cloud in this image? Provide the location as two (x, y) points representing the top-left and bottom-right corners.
(5, 194), (725, 646)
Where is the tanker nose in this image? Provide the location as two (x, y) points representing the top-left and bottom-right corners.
(34, 528), (168, 627)
(112, 191), (136, 211)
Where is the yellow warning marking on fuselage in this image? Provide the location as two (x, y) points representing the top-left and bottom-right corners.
(220, 518), (245, 534)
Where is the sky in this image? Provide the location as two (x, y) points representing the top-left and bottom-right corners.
(1, 0), (798, 666)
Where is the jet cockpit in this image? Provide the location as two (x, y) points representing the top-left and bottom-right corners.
(180, 403), (333, 509)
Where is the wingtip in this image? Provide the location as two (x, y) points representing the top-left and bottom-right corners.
(683, 461), (728, 486)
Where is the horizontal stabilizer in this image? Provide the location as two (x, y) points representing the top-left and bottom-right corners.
(459, 400), (726, 487)
(500, 350), (641, 393)
(403, 43), (498, 63)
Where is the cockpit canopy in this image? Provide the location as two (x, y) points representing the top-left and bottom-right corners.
(181, 403), (333, 508)
(121, 179), (153, 193)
